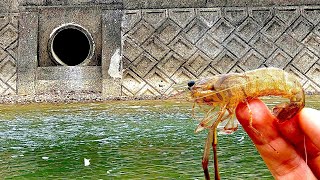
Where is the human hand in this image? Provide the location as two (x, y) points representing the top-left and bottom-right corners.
(235, 98), (320, 179)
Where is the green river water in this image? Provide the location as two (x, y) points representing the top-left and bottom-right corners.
(0, 96), (319, 179)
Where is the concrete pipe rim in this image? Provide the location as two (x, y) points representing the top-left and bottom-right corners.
(48, 23), (95, 66)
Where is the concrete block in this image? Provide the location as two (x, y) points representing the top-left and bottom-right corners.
(17, 12), (38, 95)
(101, 9), (122, 96)
(102, 78), (122, 97)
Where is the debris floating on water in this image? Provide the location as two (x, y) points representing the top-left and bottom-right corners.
(42, 157), (49, 160)
(84, 158), (90, 166)
(238, 136), (245, 142)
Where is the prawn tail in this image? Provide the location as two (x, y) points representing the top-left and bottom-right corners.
(273, 90), (305, 122)
(273, 102), (302, 121)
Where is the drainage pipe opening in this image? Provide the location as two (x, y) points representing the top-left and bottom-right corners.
(48, 23), (95, 66)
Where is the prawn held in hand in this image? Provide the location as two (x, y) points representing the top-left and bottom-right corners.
(188, 67), (305, 180)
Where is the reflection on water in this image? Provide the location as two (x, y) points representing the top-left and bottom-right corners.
(0, 96), (319, 179)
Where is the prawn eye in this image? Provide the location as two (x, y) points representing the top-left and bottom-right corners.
(211, 85), (216, 91)
(188, 80), (195, 88)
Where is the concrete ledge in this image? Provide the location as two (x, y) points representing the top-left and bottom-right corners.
(207, 0), (320, 7)
(123, 0), (206, 9)
(15, 0), (320, 12)
(20, 0), (123, 6)
(36, 66), (102, 80)
(35, 79), (102, 94)
(36, 66), (102, 94)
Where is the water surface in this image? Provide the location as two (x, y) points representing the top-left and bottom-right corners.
(0, 96), (319, 179)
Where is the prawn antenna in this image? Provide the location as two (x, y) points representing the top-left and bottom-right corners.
(304, 135), (307, 163)
(165, 89), (188, 100)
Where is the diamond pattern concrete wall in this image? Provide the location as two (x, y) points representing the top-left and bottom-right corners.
(0, 14), (18, 95)
(122, 6), (320, 96)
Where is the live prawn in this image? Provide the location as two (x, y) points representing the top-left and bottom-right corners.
(187, 67), (305, 180)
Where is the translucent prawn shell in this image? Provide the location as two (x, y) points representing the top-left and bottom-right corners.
(190, 67), (305, 120)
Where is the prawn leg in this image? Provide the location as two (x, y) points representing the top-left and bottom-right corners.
(201, 107), (226, 180)
(212, 108), (226, 180)
(213, 128), (220, 180)
(191, 102), (196, 118)
(244, 99), (260, 135)
(195, 107), (217, 133)
(223, 113), (238, 133)
(245, 99), (278, 152)
(202, 130), (213, 180)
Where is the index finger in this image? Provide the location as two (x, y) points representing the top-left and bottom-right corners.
(298, 108), (320, 150)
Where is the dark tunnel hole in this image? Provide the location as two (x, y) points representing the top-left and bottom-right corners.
(52, 28), (91, 66)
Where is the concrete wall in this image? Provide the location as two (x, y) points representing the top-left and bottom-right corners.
(121, 5), (320, 96)
(0, 0), (319, 96)
(0, 7), (18, 95)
